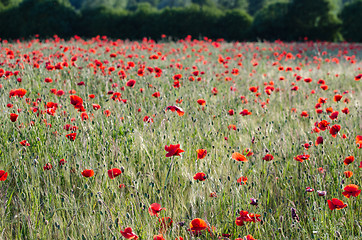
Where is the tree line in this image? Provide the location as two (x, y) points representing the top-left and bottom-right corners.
(0, 0), (361, 42)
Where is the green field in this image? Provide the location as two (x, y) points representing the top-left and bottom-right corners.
(0, 37), (361, 239)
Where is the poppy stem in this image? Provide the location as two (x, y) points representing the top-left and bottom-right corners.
(164, 157), (174, 190)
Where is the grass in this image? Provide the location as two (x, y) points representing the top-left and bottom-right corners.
(0, 37), (361, 239)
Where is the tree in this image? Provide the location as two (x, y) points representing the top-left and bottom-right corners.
(287, 0), (341, 41)
(218, 0), (248, 11)
(340, 0), (362, 41)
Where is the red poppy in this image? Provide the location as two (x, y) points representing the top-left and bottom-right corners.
(237, 176), (248, 185)
(315, 136), (323, 146)
(148, 203), (165, 216)
(120, 227), (138, 239)
(294, 154), (310, 163)
(320, 85), (328, 90)
(228, 109), (235, 115)
(196, 149), (207, 159)
(81, 112), (89, 121)
(59, 159), (66, 166)
(92, 104), (101, 110)
(211, 87), (218, 95)
(344, 171), (353, 178)
(165, 144), (184, 157)
(0, 170), (8, 181)
(326, 107), (333, 113)
(249, 86), (258, 92)
(70, 95), (84, 110)
(343, 156), (354, 165)
(327, 198), (347, 210)
(329, 111), (339, 120)
(342, 184), (361, 198)
(66, 133), (77, 141)
(240, 109), (252, 116)
(152, 92), (160, 98)
(10, 113), (18, 122)
(300, 111), (308, 117)
(81, 169), (94, 178)
(317, 120), (330, 131)
(153, 234), (165, 240)
(165, 106), (184, 116)
(189, 218), (209, 235)
(19, 140), (30, 146)
(143, 116), (154, 123)
(197, 99), (206, 106)
(232, 152), (247, 162)
(159, 217), (173, 232)
(107, 168), (122, 179)
(263, 154), (274, 161)
(193, 172), (207, 181)
(341, 107), (349, 114)
(329, 124), (341, 138)
(228, 124), (236, 130)
(333, 94), (342, 102)
(43, 163), (52, 171)
(356, 135), (362, 149)
(126, 79), (136, 88)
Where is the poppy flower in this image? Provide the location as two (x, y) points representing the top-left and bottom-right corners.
(10, 113), (18, 122)
(81, 169), (94, 178)
(306, 187), (314, 192)
(92, 104), (101, 110)
(356, 135), (362, 149)
(343, 156), (354, 165)
(249, 213), (261, 222)
(240, 109), (252, 116)
(250, 198), (258, 206)
(242, 235), (257, 240)
(165, 144), (184, 157)
(59, 159), (66, 166)
(196, 149), (207, 159)
(327, 198), (347, 210)
(344, 171), (353, 178)
(329, 124), (341, 138)
(189, 218), (209, 235)
(81, 112), (89, 121)
(209, 192), (217, 197)
(0, 170), (8, 181)
(107, 168), (122, 179)
(126, 79), (136, 88)
(153, 234), (165, 240)
(341, 107), (349, 114)
(315, 136), (323, 146)
(249, 86), (258, 92)
(228, 109), (235, 115)
(300, 111), (308, 117)
(120, 227), (138, 239)
(342, 184), (361, 198)
(197, 99), (206, 106)
(152, 92), (160, 98)
(66, 133), (77, 141)
(263, 154), (274, 161)
(317, 120), (330, 131)
(228, 124), (236, 130)
(165, 106), (184, 116)
(19, 140), (30, 146)
(43, 163), (52, 171)
(237, 176), (248, 185)
(70, 95), (84, 110)
(242, 148), (254, 157)
(355, 74), (362, 81)
(294, 154), (310, 163)
(235, 211), (252, 226)
(143, 116), (154, 123)
(159, 217), (173, 232)
(317, 190), (326, 196)
(232, 152), (247, 162)
(333, 94), (342, 102)
(211, 87), (218, 95)
(329, 111), (339, 120)
(193, 172), (207, 181)
(148, 203), (165, 216)
(104, 110), (111, 117)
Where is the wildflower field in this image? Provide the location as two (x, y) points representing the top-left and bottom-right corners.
(0, 36), (361, 240)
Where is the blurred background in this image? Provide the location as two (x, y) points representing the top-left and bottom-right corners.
(0, 0), (361, 41)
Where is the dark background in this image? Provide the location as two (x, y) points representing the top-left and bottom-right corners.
(0, 0), (361, 42)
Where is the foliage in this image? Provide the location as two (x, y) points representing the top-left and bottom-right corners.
(340, 0), (362, 42)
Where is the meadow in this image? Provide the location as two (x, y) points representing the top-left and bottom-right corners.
(0, 36), (361, 240)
